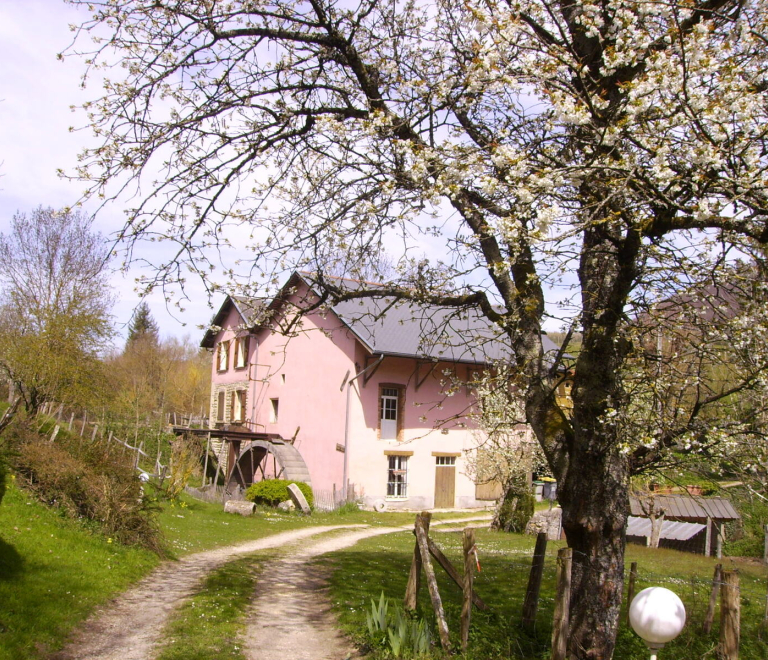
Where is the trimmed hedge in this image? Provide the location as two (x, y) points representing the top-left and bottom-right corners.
(245, 479), (314, 508)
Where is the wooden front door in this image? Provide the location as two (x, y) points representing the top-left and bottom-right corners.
(434, 456), (456, 508)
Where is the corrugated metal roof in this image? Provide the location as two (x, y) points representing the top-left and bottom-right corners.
(630, 495), (740, 521)
(626, 516), (706, 541)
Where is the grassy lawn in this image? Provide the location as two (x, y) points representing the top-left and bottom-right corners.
(159, 490), (490, 556)
(0, 467), (488, 660)
(0, 480), (159, 660)
(319, 527), (768, 659)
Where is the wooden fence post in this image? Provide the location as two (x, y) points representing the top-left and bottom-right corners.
(461, 528), (475, 651)
(414, 512), (450, 651)
(626, 561), (638, 623)
(719, 570), (740, 660)
(551, 547), (572, 660)
(522, 532), (548, 630)
(405, 512), (432, 610)
(703, 563), (722, 634)
(202, 433), (211, 487)
(762, 577), (768, 633)
(763, 525), (768, 566)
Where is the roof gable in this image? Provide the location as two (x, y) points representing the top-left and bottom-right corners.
(200, 295), (266, 348)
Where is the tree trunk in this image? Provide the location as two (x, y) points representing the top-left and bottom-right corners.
(559, 447), (630, 660)
(649, 511), (665, 549)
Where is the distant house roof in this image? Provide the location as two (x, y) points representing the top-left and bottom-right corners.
(626, 516), (706, 542)
(201, 271), (562, 365)
(630, 495), (740, 521)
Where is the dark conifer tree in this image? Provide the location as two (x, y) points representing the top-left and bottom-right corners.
(126, 302), (159, 347)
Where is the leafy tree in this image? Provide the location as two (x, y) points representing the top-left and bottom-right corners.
(126, 302), (159, 347)
(67, 1), (768, 656)
(0, 207), (113, 413)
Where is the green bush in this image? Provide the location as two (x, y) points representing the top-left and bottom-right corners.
(492, 479), (535, 533)
(7, 418), (164, 553)
(724, 495), (767, 557)
(245, 478), (314, 508)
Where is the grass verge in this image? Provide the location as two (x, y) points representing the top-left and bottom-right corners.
(158, 491), (490, 556)
(320, 527), (768, 659)
(154, 554), (264, 660)
(0, 480), (159, 660)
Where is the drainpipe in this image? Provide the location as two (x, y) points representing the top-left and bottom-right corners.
(341, 355), (384, 499)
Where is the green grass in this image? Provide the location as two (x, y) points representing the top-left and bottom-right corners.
(0, 479), (159, 660)
(319, 527), (768, 659)
(158, 490), (489, 556)
(154, 554), (264, 660)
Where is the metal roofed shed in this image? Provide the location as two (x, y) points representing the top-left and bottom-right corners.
(626, 516), (709, 554)
(629, 495), (740, 522)
(629, 495), (740, 556)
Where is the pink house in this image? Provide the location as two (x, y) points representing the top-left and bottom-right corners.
(201, 272), (557, 510)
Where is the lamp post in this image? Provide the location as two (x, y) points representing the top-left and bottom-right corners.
(629, 587), (686, 660)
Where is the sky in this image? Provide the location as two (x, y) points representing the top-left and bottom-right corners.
(0, 0), (572, 346)
(0, 0), (213, 344)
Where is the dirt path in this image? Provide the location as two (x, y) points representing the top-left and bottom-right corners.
(242, 526), (403, 660)
(53, 516), (490, 660)
(51, 526), (369, 660)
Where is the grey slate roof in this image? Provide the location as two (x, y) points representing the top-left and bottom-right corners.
(332, 296), (560, 364)
(202, 272), (563, 365)
(629, 495), (740, 521)
(626, 516), (706, 542)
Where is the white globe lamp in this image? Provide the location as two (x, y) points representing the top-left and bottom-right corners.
(629, 587), (686, 660)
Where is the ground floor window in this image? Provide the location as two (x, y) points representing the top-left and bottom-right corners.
(387, 455), (408, 497)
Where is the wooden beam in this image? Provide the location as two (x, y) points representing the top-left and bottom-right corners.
(362, 355), (384, 387)
(461, 529), (475, 651)
(415, 360), (439, 391)
(522, 532), (548, 630)
(415, 514), (451, 651)
(405, 512), (431, 611)
(703, 563), (722, 634)
(426, 536), (488, 610)
(551, 547), (572, 660)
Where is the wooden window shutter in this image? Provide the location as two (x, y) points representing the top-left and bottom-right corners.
(217, 391), (225, 421)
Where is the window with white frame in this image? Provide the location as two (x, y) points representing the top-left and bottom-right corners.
(269, 398), (279, 423)
(234, 336), (249, 369)
(435, 455), (456, 466)
(387, 455), (408, 497)
(217, 341), (229, 372)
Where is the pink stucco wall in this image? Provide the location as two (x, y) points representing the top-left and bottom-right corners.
(248, 293), (358, 493)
